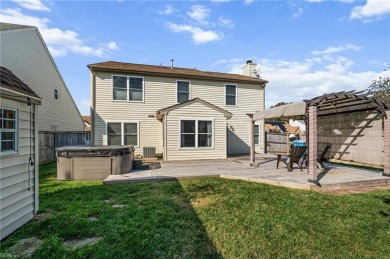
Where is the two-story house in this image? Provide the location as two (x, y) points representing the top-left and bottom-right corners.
(88, 60), (268, 161)
(0, 23), (85, 132)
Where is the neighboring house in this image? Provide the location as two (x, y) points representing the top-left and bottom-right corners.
(265, 121), (303, 135)
(0, 22), (84, 132)
(88, 60), (268, 160)
(0, 66), (41, 240)
(289, 119), (306, 133)
(82, 116), (91, 132)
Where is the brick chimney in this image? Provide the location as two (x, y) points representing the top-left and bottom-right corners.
(243, 60), (259, 78)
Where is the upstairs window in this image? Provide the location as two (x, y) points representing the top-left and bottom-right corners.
(113, 76), (144, 102)
(177, 81), (190, 103)
(0, 108), (17, 152)
(54, 89), (59, 100)
(225, 84), (236, 106)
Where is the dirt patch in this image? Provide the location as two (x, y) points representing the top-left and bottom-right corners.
(322, 185), (390, 195)
(8, 237), (42, 257)
(63, 237), (102, 250)
(191, 197), (215, 208)
(33, 210), (52, 221)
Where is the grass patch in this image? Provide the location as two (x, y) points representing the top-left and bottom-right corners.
(1, 163), (389, 258)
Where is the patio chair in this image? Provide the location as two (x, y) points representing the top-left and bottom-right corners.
(317, 144), (332, 168)
(300, 144), (332, 169)
(276, 145), (307, 172)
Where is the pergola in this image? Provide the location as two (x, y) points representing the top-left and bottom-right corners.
(249, 90), (390, 184)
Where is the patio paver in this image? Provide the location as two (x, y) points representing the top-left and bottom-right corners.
(104, 154), (390, 192)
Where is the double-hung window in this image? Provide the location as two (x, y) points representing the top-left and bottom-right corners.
(113, 75), (144, 102)
(1, 108), (17, 152)
(180, 119), (212, 148)
(177, 81), (190, 103)
(107, 122), (138, 146)
(254, 125), (260, 145)
(225, 84), (237, 106)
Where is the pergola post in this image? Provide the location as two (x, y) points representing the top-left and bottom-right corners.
(249, 115), (255, 167)
(308, 105), (318, 183)
(384, 110), (390, 176)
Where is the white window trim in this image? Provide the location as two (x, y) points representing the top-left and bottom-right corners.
(224, 84), (237, 106)
(176, 80), (191, 103)
(106, 120), (140, 147)
(0, 106), (18, 156)
(178, 117), (214, 149)
(111, 74), (145, 103)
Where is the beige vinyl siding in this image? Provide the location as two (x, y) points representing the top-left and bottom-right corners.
(0, 97), (38, 240)
(165, 102), (227, 161)
(93, 72), (264, 156)
(0, 28), (84, 131)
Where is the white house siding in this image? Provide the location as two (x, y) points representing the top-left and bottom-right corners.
(92, 71), (264, 156)
(0, 98), (38, 240)
(165, 102), (227, 161)
(190, 80), (264, 154)
(0, 27), (84, 131)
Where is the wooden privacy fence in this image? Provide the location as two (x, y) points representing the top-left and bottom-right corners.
(39, 131), (90, 164)
(265, 132), (306, 155)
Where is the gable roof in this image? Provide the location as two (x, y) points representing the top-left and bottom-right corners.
(88, 61), (268, 85)
(0, 66), (41, 101)
(0, 22), (34, 31)
(156, 98), (232, 120)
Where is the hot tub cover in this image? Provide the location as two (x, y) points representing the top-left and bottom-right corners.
(56, 145), (133, 157)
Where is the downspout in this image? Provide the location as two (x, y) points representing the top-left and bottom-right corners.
(34, 103), (39, 213)
(90, 71), (96, 145)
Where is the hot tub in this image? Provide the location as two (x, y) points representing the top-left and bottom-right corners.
(56, 145), (134, 181)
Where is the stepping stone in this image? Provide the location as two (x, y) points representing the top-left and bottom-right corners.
(8, 237), (42, 257)
(112, 204), (126, 208)
(63, 237), (102, 250)
(87, 216), (98, 222)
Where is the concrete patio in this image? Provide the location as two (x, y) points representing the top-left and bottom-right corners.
(104, 154), (390, 192)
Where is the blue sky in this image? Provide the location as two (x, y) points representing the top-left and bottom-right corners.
(1, 0), (389, 115)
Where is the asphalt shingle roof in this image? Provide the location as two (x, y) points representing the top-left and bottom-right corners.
(0, 66), (40, 99)
(88, 61), (268, 84)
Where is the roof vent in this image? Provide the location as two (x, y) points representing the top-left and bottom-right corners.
(170, 59), (174, 69)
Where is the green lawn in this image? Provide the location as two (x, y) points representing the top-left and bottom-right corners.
(1, 163), (390, 258)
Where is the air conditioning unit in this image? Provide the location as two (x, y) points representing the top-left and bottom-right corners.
(143, 147), (156, 159)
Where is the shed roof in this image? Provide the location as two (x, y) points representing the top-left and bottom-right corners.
(88, 61), (268, 84)
(156, 98), (232, 120)
(0, 66), (41, 100)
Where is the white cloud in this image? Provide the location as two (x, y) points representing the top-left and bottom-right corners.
(350, 0), (390, 21)
(218, 16), (234, 28)
(305, 0), (324, 2)
(187, 5), (210, 25)
(210, 0), (232, 2)
(219, 55), (385, 108)
(293, 8), (303, 18)
(243, 0), (254, 5)
(0, 8), (118, 57)
(311, 44), (361, 55)
(12, 0), (50, 11)
(166, 22), (223, 44)
(157, 4), (177, 15)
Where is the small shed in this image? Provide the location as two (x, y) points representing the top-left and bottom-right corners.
(0, 66), (41, 240)
(249, 90), (389, 183)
